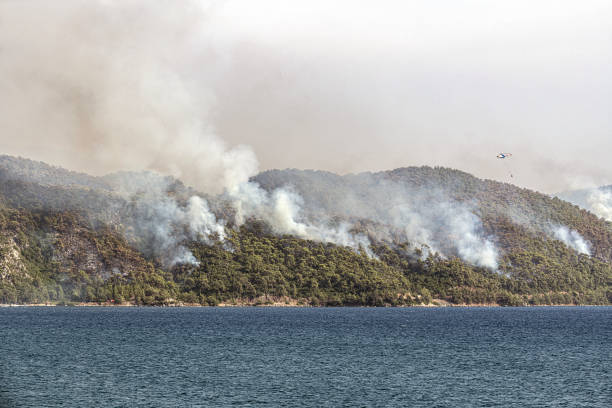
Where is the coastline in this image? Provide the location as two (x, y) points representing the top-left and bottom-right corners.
(1, 301), (608, 308)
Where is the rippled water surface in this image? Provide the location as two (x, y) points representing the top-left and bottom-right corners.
(1, 306), (610, 407)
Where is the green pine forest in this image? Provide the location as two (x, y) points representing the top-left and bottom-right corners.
(1, 156), (611, 306)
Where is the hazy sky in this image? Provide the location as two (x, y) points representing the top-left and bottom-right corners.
(1, 0), (611, 193)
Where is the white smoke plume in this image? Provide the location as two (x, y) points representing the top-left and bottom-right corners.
(0, 0), (499, 268)
(228, 184), (372, 254)
(236, 177), (498, 267)
(186, 196), (225, 241)
(251, 171), (500, 269)
(267, 190), (372, 255)
(107, 172), (225, 266)
(0, 0), (372, 263)
(587, 190), (612, 222)
(442, 204), (498, 269)
(551, 225), (591, 255)
(388, 197), (498, 269)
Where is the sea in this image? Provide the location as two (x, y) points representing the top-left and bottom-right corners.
(0, 306), (610, 407)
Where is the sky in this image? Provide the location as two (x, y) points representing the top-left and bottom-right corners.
(1, 0), (611, 193)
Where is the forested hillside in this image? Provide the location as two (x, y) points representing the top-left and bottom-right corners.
(1, 156), (610, 305)
(254, 168), (612, 261)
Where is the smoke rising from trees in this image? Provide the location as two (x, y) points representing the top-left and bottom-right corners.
(2, 0), (608, 267)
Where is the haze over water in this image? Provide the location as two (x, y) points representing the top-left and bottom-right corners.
(1, 307), (610, 407)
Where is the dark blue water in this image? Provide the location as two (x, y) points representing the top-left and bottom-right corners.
(1, 307), (610, 407)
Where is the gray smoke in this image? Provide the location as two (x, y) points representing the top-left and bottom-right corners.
(252, 172), (500, 268)
(0, 0), (502, 268)
(0, 0), (257, 194)
(385, 197), (497, 268)
(0, 0), (370, 263)
(3, 1), (612, 195)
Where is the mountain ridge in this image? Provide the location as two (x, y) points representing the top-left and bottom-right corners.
(0, 155), (610, 306)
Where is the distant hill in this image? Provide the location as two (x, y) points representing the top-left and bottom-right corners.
(0, 155), (111, 190)
(1, 155), (610, 306)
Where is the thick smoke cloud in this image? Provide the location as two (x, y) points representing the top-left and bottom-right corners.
(0, 0), (256, 194)
(0, 0), (378, 264)
(2, 1), (612, 195)
(252, 172), (500, 269)
(0, 0), (540, 269)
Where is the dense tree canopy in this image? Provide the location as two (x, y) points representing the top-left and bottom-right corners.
(1, 157), (610, 306)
